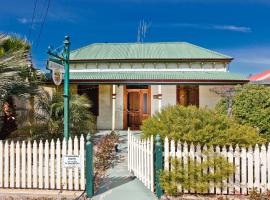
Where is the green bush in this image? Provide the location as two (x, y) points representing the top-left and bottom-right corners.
(216, 84), (270, 140)
(10, 91), (96, 140)
(160, 151), (234, 196)
(141, 105), (266, 146)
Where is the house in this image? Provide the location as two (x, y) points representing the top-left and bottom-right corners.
(249, 69), (270, 85)
(59, 42), (248, 130)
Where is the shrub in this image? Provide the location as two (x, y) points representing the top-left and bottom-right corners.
(160, 151), (234, 196)
(141, 105), (266, 146)
(94, 131), (119, 192)
(9, 91), (96, 140)
(216, 84), (270, 140)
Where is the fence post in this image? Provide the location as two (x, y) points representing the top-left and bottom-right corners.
(155, 134), (163, 198)
(86, 133), (93, 198)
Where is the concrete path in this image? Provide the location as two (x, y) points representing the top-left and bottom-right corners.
(93, 131), (158, 200)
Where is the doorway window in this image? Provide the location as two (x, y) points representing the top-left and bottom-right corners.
(78, 85), (99, 116)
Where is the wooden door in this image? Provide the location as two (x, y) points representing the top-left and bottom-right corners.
(128, 91), (141, 130)
(124, 86), (151, 130)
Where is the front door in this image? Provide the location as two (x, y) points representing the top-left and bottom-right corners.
(124, 86), (151, 130)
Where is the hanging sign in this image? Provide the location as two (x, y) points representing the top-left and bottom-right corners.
(47, 60), (65, 86)
(63, 155), (81, 168)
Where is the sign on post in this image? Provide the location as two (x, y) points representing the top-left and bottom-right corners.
(63, 155), (81, 168)
(47, 60), (65, 86)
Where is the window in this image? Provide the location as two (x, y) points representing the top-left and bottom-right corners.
(78, 85), (99, 116)
(177, 86), (199, 107)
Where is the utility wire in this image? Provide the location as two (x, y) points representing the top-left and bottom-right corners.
(27, 0), (38, 41)
(35, 0), (51, 48)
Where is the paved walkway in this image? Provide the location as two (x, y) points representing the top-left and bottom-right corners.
(93, 131), (158, 200)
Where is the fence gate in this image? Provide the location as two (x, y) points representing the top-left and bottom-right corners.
(127, 129), (155, 192)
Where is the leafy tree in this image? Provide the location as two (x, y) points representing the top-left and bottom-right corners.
(141, 105), (266, 146)
(216, 84), (270, 140)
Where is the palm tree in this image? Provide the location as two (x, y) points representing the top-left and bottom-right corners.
(24, 91), (96, 140)
(0, 33), (42, 139)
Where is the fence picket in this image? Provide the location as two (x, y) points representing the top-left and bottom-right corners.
(4, 141), (9, 188)
(189, 143), (195, 194)
(143, 139), (147, 187)
(267, 144), (270, 190)
(209, 145), (215, 194)
(33, 140), (37, 188)
(221, 146), (228, 194)
(80, 135), (85, 190)
(234, 145), (240, 194)
(50, 139), (55, 189)
(44, 140), (49, 189)
(202, 145), (207, 194)
(228, 145), (234, 194)
(10, 141), (15, 188)
(247, 145), (253, 192)
(21, 141), (26, 188)
(74, 136), (79, 190)
(147, 138), (151, 190)
(254, 144), (260, 191)
(164, 137), (169, 170)
(56, 139), (61, 189)
(0, 141), (3, 188)
(240, 146), (247, 195)
(15, 141), (20, 188)
(68, 137), (73, 190)
(62, 138), (67, 190)
(261, 144), (267, 192)
(27, 141), (32, 188)
(215, 146), (221, 194)
(183, 142), (189, 193)
(150, 135), (154, 192)
(38, 140), (43, 189)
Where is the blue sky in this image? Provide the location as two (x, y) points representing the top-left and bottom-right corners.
(1, 0), (270, 75)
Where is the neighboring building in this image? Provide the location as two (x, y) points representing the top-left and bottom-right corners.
(50, 42), (248, 130)
(249, 69), (270, 85)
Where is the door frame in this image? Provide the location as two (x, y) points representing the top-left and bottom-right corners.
(123, 86), (151, 130)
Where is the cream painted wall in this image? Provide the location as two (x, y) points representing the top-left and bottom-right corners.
(199, 85), (222, 108)
(151, 85), (177, 115)
(115, 85), (124, 129)
(97, 85), (112, 129)
(96, 85), (124, 130)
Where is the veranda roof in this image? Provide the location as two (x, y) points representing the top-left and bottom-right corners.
(69, 71), (248, 84)
(70, 42), (232, 61)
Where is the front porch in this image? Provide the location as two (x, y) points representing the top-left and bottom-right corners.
(75, 83), (233, 130)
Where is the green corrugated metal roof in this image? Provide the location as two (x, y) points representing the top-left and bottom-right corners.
(70, 71), (247, 82)
(70, 42), (232, 60)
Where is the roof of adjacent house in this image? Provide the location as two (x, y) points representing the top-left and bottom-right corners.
(70, 42), (232, 61)
(249, 69), (270, 81)
(69, 71), (248, 84)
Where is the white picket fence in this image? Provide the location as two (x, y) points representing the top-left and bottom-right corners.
(0, 136), (85, 191)
(164, 137), (270, 195)
(127, 129), (155, 192)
